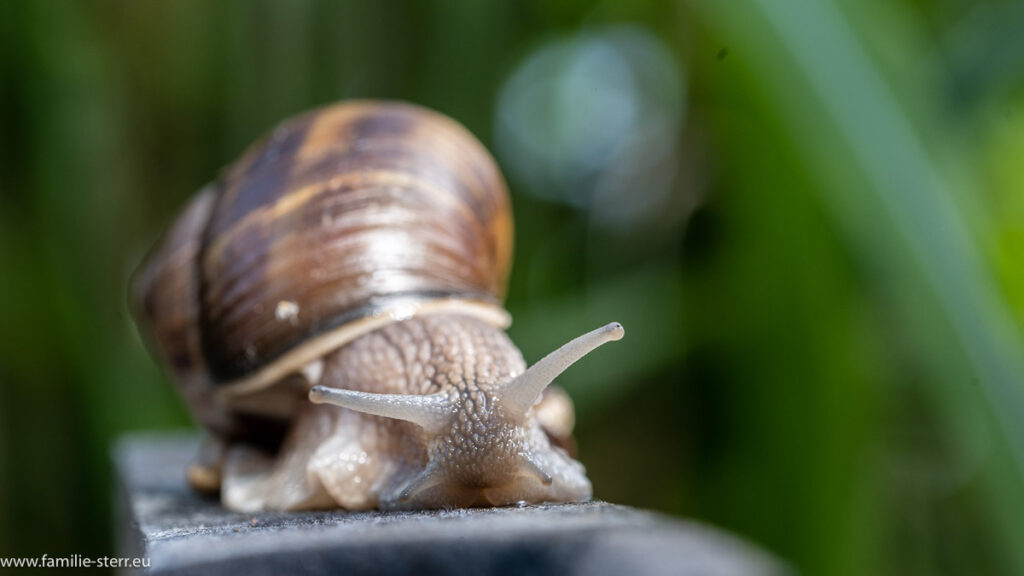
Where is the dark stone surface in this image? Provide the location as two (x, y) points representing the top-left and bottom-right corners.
(114, 433), (789, 576)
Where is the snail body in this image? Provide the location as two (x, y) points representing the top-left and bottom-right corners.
(132, 100), (622, 511)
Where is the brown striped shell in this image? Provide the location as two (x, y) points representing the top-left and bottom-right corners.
(132, 101), (513, 437)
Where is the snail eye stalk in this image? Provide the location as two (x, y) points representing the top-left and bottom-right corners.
(499, 322), (624, 419)
(309, 386), (454, 434)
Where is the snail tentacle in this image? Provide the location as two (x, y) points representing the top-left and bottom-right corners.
(518, 452), (554, 486)
(499, 322), (625, 419)
(397, 462), (444, 503)
(309, 385), (454, 434)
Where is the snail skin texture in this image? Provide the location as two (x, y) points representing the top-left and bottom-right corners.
(131, 100), (623, 511)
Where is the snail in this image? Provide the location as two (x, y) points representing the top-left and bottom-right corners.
(131, 100), (623, 512)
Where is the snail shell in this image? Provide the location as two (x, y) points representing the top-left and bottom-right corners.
(132, 100), (622, 511)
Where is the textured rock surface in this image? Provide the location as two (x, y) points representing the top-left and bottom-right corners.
(115, 433), (788, 576)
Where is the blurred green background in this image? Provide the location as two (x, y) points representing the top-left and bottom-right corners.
(2, 0), (1024, 574)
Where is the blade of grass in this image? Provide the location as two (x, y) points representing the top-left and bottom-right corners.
(691, 0), (1024, 571)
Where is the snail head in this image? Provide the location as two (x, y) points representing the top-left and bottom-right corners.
(309, 322), (624, 508)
